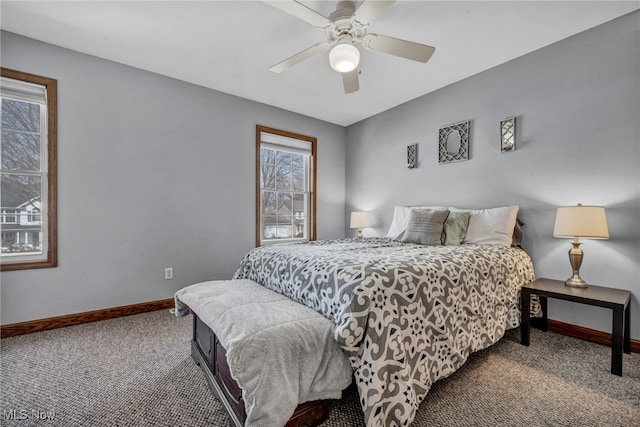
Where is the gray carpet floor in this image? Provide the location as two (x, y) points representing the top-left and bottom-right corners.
(1, 310), (638, 426)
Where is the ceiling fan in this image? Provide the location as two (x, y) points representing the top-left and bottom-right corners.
(264, 0), (435, 94)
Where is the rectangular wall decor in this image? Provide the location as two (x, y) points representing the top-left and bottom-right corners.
(407, 143), (417, 169)
(500, 117), (516, 152)
(439, 121), (470, 164)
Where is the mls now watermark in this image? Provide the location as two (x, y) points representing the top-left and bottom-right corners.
(2, 409), (56, 421)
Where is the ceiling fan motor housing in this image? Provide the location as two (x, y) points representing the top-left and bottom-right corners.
(330, 1), (356, 20)
(328, 0), (366, 44)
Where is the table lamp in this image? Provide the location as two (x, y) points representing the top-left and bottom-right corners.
(552, 204), (609, 288)
(350, 211), (371, 239)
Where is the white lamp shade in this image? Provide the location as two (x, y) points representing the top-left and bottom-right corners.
(553, 205), (609, 239)
(350, 211), (371, 229)
(329, 43), (360, 73)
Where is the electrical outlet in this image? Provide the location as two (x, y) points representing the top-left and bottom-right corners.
(164, 267), (173, 280)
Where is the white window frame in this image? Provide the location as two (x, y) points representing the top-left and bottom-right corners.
(256, 126), (316, 246)
(1, 68), (57, 270)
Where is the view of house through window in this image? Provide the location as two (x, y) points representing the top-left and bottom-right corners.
(256, 126), (316, 246)
(1, 68), (57, 270)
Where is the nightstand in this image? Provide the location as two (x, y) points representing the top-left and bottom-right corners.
(520, 278), (631, 376)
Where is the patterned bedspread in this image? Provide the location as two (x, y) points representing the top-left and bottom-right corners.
(233, 238), (536, 427)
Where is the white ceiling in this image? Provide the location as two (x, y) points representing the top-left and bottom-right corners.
(1, 1), (638, 126)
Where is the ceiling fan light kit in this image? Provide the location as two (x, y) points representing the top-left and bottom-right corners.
(329, 43), (360, 73)
(264, 0), (435, 94)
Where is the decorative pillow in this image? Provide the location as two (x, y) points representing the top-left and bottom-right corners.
(452, 206), (519, 246)
(401, 209), (450, 245)
(441, 211), (471, 246)
(386, 205), (448, 239)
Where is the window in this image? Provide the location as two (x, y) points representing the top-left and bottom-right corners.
(1, 68), (57, 271)
(1, 210), (17, 223)
(27, 208), (41, 223)
(256, 126), (316, 246)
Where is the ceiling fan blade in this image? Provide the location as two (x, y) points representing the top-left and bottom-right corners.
(342, 69), (359, 94)
(364, 33), (435, 63)
(353, 0), (397, 27)
(269, 41), (331, 73)
(263, 0), (333, 29)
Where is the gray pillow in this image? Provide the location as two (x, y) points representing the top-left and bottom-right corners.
(401, 209), (450, 245)
(442, 211), (471, 246)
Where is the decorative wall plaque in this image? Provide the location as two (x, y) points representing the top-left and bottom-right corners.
(407, 143), (417, 169)
(500, 117), (516, 152)
(439, 121), (469, 164)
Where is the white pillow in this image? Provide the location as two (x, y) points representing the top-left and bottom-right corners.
(386, 205), (448, 239)
(386, 206), (412, 238)
(451, 206), (519, 246)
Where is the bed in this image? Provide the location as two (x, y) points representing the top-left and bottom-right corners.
(232, 235), (537, 426)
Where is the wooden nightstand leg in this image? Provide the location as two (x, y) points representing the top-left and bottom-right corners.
(623, 303), (631, 354)
(611, 306), (624, 376)
(521, 288), (531, 346)
(539, 295), (548, 332)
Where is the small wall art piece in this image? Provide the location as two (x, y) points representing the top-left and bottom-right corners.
(439, 120), (469, 164)
(500, 117), (516, 152)
(407, 143), (418, 169)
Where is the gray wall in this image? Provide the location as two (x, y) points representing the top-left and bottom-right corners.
(345, 12), (640, 339)
(0, 31), (347, 325)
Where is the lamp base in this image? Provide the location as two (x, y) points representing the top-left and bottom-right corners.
(357, 229), (363, 239)
(564, 240), (588, 288)
(564, 275), (588, 288)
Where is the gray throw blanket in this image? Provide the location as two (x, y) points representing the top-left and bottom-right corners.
(174, 279), (353, 427)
